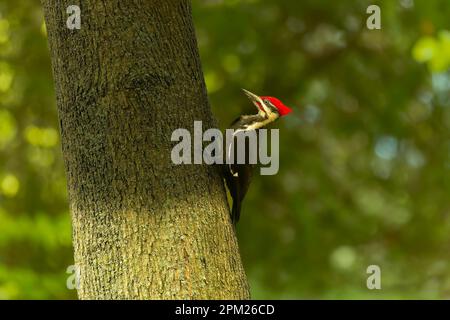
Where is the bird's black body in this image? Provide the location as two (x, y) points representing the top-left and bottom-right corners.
(224, 115), (266, 224)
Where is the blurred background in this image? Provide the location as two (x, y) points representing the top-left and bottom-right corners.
(0, 0), (449, 299)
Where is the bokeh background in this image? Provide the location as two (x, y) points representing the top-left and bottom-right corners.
(1, 0), (449, 299)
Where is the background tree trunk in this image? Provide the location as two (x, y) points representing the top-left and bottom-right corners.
(41, 0), (250, 299)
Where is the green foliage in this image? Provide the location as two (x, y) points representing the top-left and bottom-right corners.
(413, 31), (450, 72)
(0, 0), (449, 299)
(0, 0), (75, 299)
(193, 0), (450, 299)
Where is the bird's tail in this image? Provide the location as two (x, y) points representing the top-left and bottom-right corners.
(223, 163), (242, 225)
(231, 186), (241, 225)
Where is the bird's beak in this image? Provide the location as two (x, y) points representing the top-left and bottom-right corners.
(242, 88), (266, 114)
(242, 88), (261, 104)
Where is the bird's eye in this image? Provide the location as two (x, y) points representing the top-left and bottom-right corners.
(264, 99), (276, 109)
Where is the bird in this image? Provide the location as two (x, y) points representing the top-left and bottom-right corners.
(223, 89), (292, 225)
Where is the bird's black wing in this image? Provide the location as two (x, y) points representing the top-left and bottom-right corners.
(223, 115), (263, 224)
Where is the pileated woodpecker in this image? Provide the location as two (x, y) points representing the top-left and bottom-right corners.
(224, 89), (292, 224)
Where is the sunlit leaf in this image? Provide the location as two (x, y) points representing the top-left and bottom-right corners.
(0, 174), (20, 197)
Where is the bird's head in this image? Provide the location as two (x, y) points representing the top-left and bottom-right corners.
(242, 89), (293, 117)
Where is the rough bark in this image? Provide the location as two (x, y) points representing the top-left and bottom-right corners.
(41, 0), (250, 299)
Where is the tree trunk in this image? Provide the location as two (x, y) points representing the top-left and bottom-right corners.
(42, 0), (250, 299)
